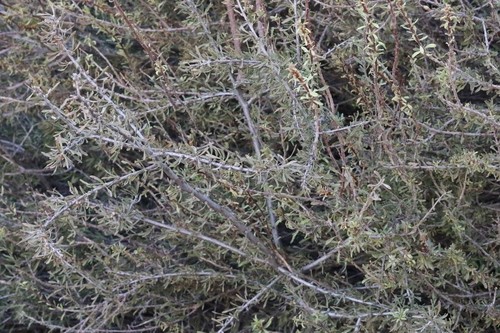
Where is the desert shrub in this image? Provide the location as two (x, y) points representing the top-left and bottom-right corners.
(0, 0), (498, 332)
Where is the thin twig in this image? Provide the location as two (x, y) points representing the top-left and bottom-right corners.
(320, 121), (372, 134)
(300, 240), (351, 272)
(43, 165), (157, 227)
(224, 0), (242, 55)
(217, 277), (281, 332)
(141, 218), (265, 264)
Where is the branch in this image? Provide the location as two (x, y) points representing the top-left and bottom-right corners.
(158, 162), (280, 266)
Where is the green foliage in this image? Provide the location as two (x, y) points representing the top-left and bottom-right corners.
(1, 0), (498, 332)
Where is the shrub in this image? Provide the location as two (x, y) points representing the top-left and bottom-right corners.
(1, 0), (498, 332)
